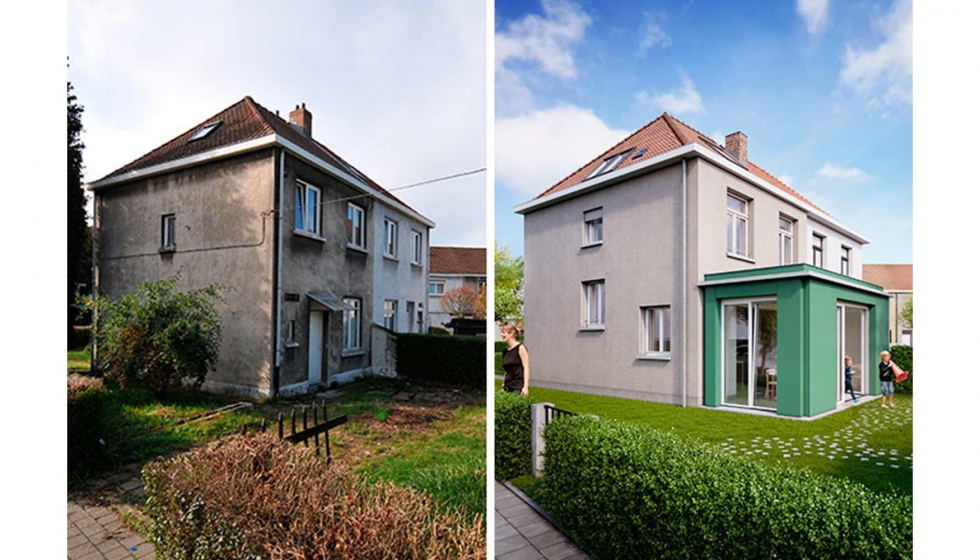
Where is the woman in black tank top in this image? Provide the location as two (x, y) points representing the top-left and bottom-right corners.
(500, 324), (529, 396)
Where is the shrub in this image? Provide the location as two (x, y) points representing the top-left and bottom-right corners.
(539, 417), (912, 560)
(67, 374), (108, 477)
(92, 275), (223, 394)
(142, 434), (485, 559)
(495, 390), (532, 479)
(396, 333), (483, 385)
(891, 344), (913, 394)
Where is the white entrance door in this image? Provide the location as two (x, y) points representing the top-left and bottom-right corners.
(837, 304), (868, 402)
(308, 311), (324, 384)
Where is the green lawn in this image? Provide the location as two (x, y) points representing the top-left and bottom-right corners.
(68, 349), (91, 371)
(497, 380), (911, 495)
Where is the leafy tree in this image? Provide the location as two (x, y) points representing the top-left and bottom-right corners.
(494, 245), (524, 322)
(476, 284), (487, 320)
(88, 275), (224, 395)
(68, 78), (89, 347)
(441, 286), (480, 318)
(899, 295), (913, 329)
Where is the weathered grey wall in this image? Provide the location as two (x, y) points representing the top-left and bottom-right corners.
(371, 205), (429, 333)
(95, 149), (276, 397)
(279, 154), (374, 391)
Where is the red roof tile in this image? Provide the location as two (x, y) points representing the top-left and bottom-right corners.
(862, 264), (912, 291)
(429, 246), (486, 275)
(536, 112), (826, 214)
(97, 96), (418, 213)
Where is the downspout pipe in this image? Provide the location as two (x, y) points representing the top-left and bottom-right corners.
(272, 148), (284, 398)
(681, 158), (687, 407)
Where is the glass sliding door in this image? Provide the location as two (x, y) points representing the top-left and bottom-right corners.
(838, 303), (868, 401)
(723, 299), (778, 410)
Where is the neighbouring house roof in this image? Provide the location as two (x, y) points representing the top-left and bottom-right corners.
(535, 112), (825, 214)
(429, 246), (486, 275)
(862, 264), (913, 291)
(91, 96), (424, 219)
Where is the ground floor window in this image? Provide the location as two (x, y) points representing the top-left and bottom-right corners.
(383, 300), (397, 331)
(582, 280), (605, 327)
(640, 306), (670, 357)
(723, 299), (778, 410)
(343, 298), (361, 350)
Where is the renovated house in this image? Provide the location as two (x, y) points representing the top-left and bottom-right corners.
(427, 246), (487, 330)
(863, 264), (913, 346)
(516, 113), (889, 418)
(88, 97), (433, 398)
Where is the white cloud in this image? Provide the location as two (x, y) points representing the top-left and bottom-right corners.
(636, 72), (704, 114)
(797, 0), (829, 35)
(496, 105), (629, 197)
(840, 0), (912, 108)
(818, 163), (874, 182)
(777, 175), (795, 187)
(639, 14), (671, 53)
(710, 130), (725, 145)
(69, 0), (486, 246)
(495, 0), (591, 79)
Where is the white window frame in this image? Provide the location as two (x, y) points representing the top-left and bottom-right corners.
(383, 300), (398, 331)
(429, 281), (445, 296)
(161, 214), (176, 249)
(582, 280), (605, 329)
(812, 233), (825, 268)
(384, 218), (398, 258)
(411, 230), (423, 265)
(347, 203), (365, 249)
(726, 193), (750, 258)
(841, 246), (851, 276)
(778, 216), (794, 265)
(295, 180), (322, 237)
(342, 298), (361, 350)
(285, 320), (297, 346)
(640, 306), (671, 358)
(583, 207), (603, 246)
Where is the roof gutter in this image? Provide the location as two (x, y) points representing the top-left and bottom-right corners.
(514, 142), (869, 244)
(85, 134), (436, 228)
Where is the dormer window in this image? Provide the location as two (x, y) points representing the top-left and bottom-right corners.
(585, 148), (635, 181)
(189, 121), (222, 142)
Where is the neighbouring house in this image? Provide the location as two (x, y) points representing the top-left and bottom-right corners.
(516, 113), (890, 418)
(88, 97), (433, 398)
(863, 264), (913, 346)
(427, 246), (487, 331)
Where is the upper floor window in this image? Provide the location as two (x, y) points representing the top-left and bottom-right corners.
(726, 193), (750, 257)
(429, 281), (445, 296)
(582, 280), (605, 328)
(812, 233), (825, 268)
(295, 181), (321, 236)
(342, 298), (361, 350)
(383, 300), (397, 331)
(412, 230), (423, 264)
(347, 203), (365, 249)
(161, 214), (176, 249)
(584, 207), (603, 245)
(641, 306), (671, 357)
(384, 218), (398, 258)
(585, 149), (634, 180)
(778, 216), (794, 265)
(841, 246), (851, 276)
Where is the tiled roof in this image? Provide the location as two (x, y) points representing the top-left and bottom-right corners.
(862, 264), (913, 291)
(96, 96), (417, 212)
(536, 112), (825, 214)
(429, 246), (486, 275)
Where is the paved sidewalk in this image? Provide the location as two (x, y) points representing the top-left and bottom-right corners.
(68, 467), (155, 560)
(494, 480), (587, 560)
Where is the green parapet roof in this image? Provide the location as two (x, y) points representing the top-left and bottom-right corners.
(700, 264), (886, 295)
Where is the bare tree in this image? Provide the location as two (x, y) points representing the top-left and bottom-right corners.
(441, 286), (480, 318)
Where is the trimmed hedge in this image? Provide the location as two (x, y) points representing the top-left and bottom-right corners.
(397, 333), (483, 386)
(67, 374), (109, 478)
(143, 435), (484, 559)
(891, 344), (913, 394)
(540, 417), (912, 560)
(494, 390), (532, 479)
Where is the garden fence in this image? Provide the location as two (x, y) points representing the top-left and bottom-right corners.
(244, 401), (347, 463)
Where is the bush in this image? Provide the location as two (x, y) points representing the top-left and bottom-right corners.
(495, 390), (532, 480)
(396, 333), (483, 385)
(92, 275), (223, 394)
(891, 344), (913, 394)
(142, 434), (485, 559)
(67, 374), (108, 478)
(539, 417), (912, 560)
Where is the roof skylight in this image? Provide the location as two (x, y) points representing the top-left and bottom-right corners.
(189, 121), (222, 142)
(584, 148), (635, 181)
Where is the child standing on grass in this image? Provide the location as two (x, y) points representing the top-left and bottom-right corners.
(879, 350), (897, 408)
(844, 356), (860, 403)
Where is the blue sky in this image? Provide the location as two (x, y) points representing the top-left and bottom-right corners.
(495, 0), (912, 265)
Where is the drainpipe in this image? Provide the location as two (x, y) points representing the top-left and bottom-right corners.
(90, 195), (99, 371)
(272, 148), (285, 398)
(681, 158), (687, 407)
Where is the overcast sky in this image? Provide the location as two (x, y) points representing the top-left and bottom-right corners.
(69, 0), (486, 247)
(495, 0), (912, 264)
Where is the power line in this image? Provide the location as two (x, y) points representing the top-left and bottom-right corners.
(288, 166), (486, 210)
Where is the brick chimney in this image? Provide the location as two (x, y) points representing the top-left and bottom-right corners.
(289, 103), (312, 137)
(725, 131), (747, 162)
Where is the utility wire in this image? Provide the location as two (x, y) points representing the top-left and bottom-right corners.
(287, 167), (486, 211)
